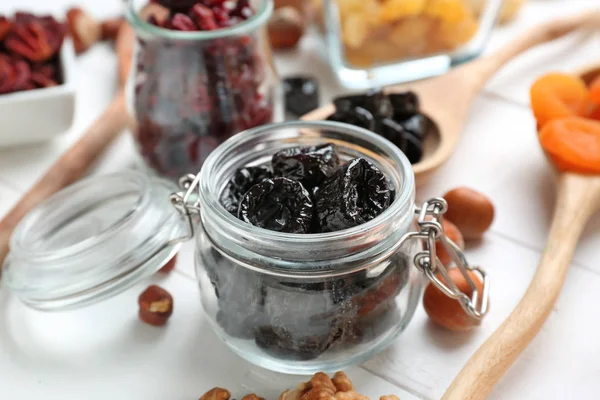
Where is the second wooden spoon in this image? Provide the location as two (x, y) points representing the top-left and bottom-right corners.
(303, 9), (600, 185)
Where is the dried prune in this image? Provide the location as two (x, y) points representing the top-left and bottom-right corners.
(389, 91), (419, 119)
(254, 325), (331, 361)
(220, 166), (272, 215)
(375, 118), (407, 152)
(283, 76), (319, 117)
(333, 89), (393, 118)
(327, 107), (375, 131)
(404, 131), (424, 164)
(396, 113), (431, 140)
(272, 143), (339, 190)
(314, 158), (392, 232)
(238, 177), (313, 233)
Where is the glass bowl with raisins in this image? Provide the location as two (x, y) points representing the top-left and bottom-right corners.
(191, 120), (424, 373)
(124, 0), (280, 182)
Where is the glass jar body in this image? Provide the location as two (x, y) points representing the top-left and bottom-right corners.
(193, 121), (423, 373)
(126, 0), (279, 181)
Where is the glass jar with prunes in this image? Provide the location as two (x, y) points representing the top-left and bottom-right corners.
(124, 0), (279, 181)
(175, 120), (488, 373)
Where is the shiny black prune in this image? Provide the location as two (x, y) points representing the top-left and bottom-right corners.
(220, 166), (273, 215)
(333, 89), (393, 118)
(404, 132), (424, 164)
(395, 113), (432, 140)
(238, 177), (314, 233)
(375, 118), (407, 152)
(327, 107), (375, 131)
(389, 91), (419, 119)
(314, 158), (392, 232)
(272, 143), (340, 190)
(283, 76), (320, 117)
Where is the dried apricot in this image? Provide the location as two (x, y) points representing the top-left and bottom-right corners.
(539, 117), (600, 174)
(424, 0), (472, 24)
(587, 105), (600, 121)
(589, 75), (600, 106)
(530, 73), (589, 127)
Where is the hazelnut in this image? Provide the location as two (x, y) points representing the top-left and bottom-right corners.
(332, 371), (353, 392)
(423, 268), (484, 332)
(101, 18), (125, 41)
(268, 7), (305, 50)
(158, 254), (178, 273)
(138, 285), (173, 326)
(66, 7), (102, 54)
(200, 388), (231, 400)
(436, 219), (465, 267)
(443, 187), (495, 240)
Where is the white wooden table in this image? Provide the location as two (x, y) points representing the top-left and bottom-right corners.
(1, 1), (600, 399)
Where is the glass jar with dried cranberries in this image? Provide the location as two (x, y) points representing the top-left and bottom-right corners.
(124, 0), (279, 181)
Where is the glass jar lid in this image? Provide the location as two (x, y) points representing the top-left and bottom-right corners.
(2, 170), (191, 311)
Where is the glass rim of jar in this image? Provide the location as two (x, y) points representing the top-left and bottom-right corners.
(124, 0), (273, 40)
(198, 120), (415, 260)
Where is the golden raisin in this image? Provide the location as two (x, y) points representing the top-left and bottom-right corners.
(379, 0), (426, 22)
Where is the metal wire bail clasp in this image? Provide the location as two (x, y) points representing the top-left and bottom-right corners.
(169, 173), (203, 239)
(412, 198), (490, 320)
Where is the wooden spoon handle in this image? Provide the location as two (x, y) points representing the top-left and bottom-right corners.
(464, 9), (600, 90)
(442, 173), (600, 400)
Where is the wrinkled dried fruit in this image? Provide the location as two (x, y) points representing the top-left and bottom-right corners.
(5, 15), (64, 62)
(199, 388), (231, 400)
(190, 4), (219, 31)
(255, 325), (331, 361)
(268, 7), (305, 50)
(67, 7), (102, 54)
(380, 396), (400, 400)
(539, 117), (600, 174)
(589, 75), (600, 106)
(0, 16), (12, 41)
(334, 90), (393, 119)
(239, 177), (314, 233)
(242, 395), (265, 400)
(389, 91), (419, 119)
(158, 254), (178, 273)
(167, 13), (197, 31)
(443, 187), (495, 240)
(375, 118), (407, 152)
(272, 143), (340, 190)
(396, 113), (431, 140)
(530, 73), (588, 127)
(284, 76), (319, 117)
(327, 107), (376, 132)
(101, 18), (124, 41)
(220, 166), (273, 215)
(138, 285), (174, 326)
(423, 268), (483, 331)
(314, 158), (392, 232)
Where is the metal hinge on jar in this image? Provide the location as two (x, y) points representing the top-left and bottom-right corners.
(170, 174), (489, 320)
(403, 198), (490, 320)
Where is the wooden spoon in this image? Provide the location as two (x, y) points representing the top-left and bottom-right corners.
(442, 67), (600, 399)
(303, 9), (600, 185)
(0, 22), (134, 273)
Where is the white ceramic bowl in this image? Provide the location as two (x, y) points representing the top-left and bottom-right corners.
(0, 39), (76, 147)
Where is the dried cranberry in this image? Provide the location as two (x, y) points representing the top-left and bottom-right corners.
(190, 4), (219, 31)
(220, 166), (273, 215)
(238, 177), (313, 234)
(167, 13), (197, 31)
(0, 56), (14, 94)
(314, 158), (392, 232)
(327, 107), (375, 132)
(231, 0), (254, 19)
(5, 18), (64, 62)
(272, 143), (340, 190)
(0, 16), (12, 41)
(11, 60), (32, 91)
